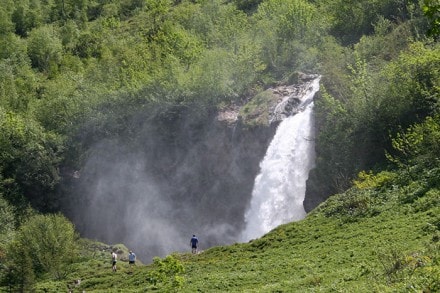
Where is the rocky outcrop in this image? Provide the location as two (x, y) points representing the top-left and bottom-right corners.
(224, 72), (320, 129)
(269, 73), (320, 123)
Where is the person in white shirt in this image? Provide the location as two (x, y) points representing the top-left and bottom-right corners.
(111, 251), (117, 272)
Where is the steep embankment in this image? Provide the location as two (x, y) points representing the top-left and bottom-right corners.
(37, 167), (439, 292)
(179, 177), (439, 292)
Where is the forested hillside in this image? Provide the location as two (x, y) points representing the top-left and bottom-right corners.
(0, 0), (439, 291)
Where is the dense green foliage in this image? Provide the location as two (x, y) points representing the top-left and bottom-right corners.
(0, 0), (439, 291)
(423, 0), (440, 38)
(1, 214), (78, 290)
(313, 41), (440, 194)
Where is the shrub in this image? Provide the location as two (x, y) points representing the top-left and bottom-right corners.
(146, 254), (185, 292)
(5, 214), (78, 284)
(353, 170), (396, 190)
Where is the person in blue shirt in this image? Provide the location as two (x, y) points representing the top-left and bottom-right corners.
(190, 235), (199, 254)
(128, 250), (136, 273)
(128, 251), (136, 265)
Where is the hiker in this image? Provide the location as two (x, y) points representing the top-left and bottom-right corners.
(190, 234), (199, 254)
(128, 250), (136, 265)
(111, 251), (117, 272)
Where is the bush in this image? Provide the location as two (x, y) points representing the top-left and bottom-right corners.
(4, 213), (78, 287)
(319, 187), (384, 222)
(353, 170), (396, 190)
(146, 254), (185, 291)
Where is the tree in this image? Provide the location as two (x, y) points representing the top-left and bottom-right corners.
(27, 24), (63, 74)
(314, 88), (357, 193)
(325, 0), (421, 45)
(0, 194), (15, 290)
(0, 194), (15, 247)
(250, 0), (325, 79)
(379, 42), (440, 127)
(231, 0), (263, 13)
(0, 110), (63, 211)
(256, 0), (318, 40)
(2, 240), (35, 293)
(0, 5), (14, 35)
(11, 0), (46, 37)
(388, 115), (440, 170)
(6, 214), (78, 281)
(423, 0), (440, 38)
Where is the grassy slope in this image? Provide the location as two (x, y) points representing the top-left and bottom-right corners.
(42, 176), (439, 293)
(181, 201), (438, 292)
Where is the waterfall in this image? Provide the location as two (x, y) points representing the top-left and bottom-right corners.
(241, 77), (320, 242)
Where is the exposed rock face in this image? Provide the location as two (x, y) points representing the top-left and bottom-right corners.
(304, 168), (332, 213)
(269, 73), (320, 123)
(64, 72), (322, 261)
(217, 104), (240, 125)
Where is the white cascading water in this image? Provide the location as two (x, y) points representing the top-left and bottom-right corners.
(241, 77), (320, 242)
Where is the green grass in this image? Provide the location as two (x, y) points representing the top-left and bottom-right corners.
(7, 172), (439, 292)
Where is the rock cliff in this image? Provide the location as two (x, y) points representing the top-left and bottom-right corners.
(65, 72), (323, 260)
